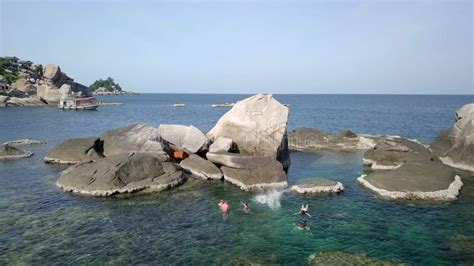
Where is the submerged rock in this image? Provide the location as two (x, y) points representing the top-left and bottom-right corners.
(207, 94), (291, 170)
(101, 123), (168, 160)
(44, 137), (104, 164)
(180, 154), (222, 180)
(291, 179), (344, 194)
(3, 139), (45, 146)
(288, 128), (378, 151)
(308, 251), (402, 265)
(158, 124), (208, 154)
(56, 153), (185, 196)
(430, 103), (474, 171)
(0, 144), (33, 160)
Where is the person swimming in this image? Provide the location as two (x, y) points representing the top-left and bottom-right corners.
(218, 199), (230, 214)
(294, 204), (311, 217)
(241, 201), (250, 213)
(296, 220), (310, 230)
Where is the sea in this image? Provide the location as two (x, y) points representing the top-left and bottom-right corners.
(1, 94), (473, 264)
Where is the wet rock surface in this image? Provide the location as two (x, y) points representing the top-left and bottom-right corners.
(44, 137), (104, 164)
(291, 179), (344, 194)
(180, 154), (222, 180)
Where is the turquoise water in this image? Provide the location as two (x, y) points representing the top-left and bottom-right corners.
(1, 94), (473, 264)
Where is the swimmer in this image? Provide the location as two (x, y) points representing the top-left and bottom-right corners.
(296, 220), (310, 230)
(218, 199), (230, 214)
(241, 201), (250, 213)
(294, 204), (311, 217)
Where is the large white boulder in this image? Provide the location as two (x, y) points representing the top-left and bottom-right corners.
(207, 94), (290, 169)
(158, 124), (208, 154)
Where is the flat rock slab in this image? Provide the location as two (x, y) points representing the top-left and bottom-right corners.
(221, 164), (287, 191)
(291, 179), (344, 194)
(0, 145), (33, 160)
(3, 139), (45, 146)
(44, 137), (103, 164)
(208, 137), (233, 153)
(358, 162), (463, 201)
(101, 123), (167, 159)
(289, 128), (377, 151)
(158, 124), (208, 154)
(57, 153), (185, 196)
(180, 154), (222, 180)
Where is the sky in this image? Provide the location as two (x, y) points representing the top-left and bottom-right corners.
(1, 0), (473, 94)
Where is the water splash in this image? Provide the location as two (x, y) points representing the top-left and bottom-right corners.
(252, 189), (287, 210)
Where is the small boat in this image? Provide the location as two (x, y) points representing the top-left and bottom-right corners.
(173, 103), (186, 107)
(211, 102), (235, 108)
(58, 97), (99, 110)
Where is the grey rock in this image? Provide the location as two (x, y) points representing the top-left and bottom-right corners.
(37, 84), (61, 103)
(430, 103), (474, 171)
(289, 128), (378, 151)
(291, 179), (344, 194)
(0, 144), (33, 160)
(6, 97), (46, 107)
(180, 154), (222, 180)
(56, 153), (185, 196)
(43, 64), (61, 80)
(3, 139), (45, 146)
(158, 124), (208, 153)
(208, 137), (233, 153)
(207, 94), (291, 170)
(44, 137), (104, 164)
(206, 152), (281, 169)
(221, 162), (287, 191)
(101, 124), (168, 160)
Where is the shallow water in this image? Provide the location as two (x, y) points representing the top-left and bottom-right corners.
(1, 94), (473, 264)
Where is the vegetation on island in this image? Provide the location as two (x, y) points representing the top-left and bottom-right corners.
(0, 56), (43, 84)
(89, 77), (122, 92)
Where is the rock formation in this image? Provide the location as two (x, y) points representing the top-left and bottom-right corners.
(0, 57), (91, 107)
(291, 179), (344, 194)
(430, 103), (474, 171)
(207, 94), (290, 170)
(180, 154), (223, 180)
(359, 136), (462, 201)
(44, 137), (104, 164)
(56, 153), (185, 196)
(288, 128), (378, 151)
(158, 124), (208, 154)
(0, 144), (33, 160)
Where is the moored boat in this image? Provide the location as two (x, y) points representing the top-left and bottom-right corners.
(58, 97), (99, 110)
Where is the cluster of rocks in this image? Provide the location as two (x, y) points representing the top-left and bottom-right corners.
(288, 103), (473, 202)
(46, 94), (292, 196)
(1, 57), (91, 107)
(92, 87), (135, 96)
(0, 139), (45, 160)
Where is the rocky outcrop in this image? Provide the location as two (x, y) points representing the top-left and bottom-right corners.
(180, 154), (222, 180)
(5, 97), (47, 107)
(56, 153), (185, 196)
(291, 179), (344, 194)
(288, 128), (378, 151)
(363, 136), (435, 170)
(0, 145), (33, 160)
(208, 137), (233, 153)
(430, 103), (474, 171)
(44, 137), (104, 164)
(207, 94), (290, 170)
(359, 136), (463, 201)
(101, 124), (168, 160)
(158, 124), (208, 154)
(207, 152), (280, 170)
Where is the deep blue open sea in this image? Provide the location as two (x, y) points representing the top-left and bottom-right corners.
(1, 94), (473, 265)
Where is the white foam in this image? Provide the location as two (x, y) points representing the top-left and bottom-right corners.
(253, 188), (287, 210)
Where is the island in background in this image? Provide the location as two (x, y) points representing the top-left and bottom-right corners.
(90, 77), (136, 96)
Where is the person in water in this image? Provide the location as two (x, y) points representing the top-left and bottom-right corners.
(241, 201), (250, 213)
(297, 220), (309, 230)
(295, 204), (311, 217)
(218, 199), (230, 214)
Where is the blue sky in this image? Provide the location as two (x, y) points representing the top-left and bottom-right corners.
(1, 0), (472, 94)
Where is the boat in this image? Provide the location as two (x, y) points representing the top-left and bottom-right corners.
(173, 103), (186, 107)
(211, 102), (235, 108)
(58, 97), (99, 110)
